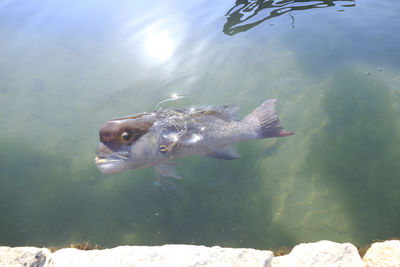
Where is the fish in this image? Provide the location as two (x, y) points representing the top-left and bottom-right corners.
(95, 98), (293, 190)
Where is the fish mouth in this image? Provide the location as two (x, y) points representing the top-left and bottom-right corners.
(94, 153), (128, 175)
(94, 155), (123, 165)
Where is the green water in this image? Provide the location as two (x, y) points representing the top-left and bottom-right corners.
(1, 0), (399, 249)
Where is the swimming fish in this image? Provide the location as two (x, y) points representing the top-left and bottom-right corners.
(95, 98), (293, 189)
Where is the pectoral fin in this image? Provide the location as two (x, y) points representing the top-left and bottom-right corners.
(156, 164), (182, 179)
(159, 128), (186, 156)
(154, 173), (176, 193)
(159, 139), (182, 155)
(204, 146), (240, 160)
(154, 164), (182, 193)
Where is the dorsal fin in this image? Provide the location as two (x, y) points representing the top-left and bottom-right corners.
(187, 105), (239, 122)
(110, 112), (153, 121)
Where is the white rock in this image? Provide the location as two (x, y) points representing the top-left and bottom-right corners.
(271, 240), (365, 267)
(46, 244), (273, 267)
(0, 246), (50, 267)
(363, 240), (400, 267)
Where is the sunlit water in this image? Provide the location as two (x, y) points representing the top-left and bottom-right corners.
(1, 0), (399, 249)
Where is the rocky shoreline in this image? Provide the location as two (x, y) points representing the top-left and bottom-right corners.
(1, 240), (399, 267)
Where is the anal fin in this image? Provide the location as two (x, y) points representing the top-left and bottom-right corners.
(204, 146), (240, 160)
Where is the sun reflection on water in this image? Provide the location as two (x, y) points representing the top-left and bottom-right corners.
(143, 27), (176, 63)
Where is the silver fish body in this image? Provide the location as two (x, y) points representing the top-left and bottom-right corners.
(95, 99), (293, 183)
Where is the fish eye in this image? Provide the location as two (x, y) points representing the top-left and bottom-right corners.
(121, 131), (132, 142)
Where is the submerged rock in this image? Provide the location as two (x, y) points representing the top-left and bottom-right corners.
(363, 240), (400, 267)
(271, 240), (365, 267)
(0, 246), (50, 267)
(47, 245), (273, 267)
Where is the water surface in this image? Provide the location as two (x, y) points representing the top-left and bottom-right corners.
(0, 0), (399, 249)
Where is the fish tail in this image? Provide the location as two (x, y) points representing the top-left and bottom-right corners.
(245, 98), (294, 138)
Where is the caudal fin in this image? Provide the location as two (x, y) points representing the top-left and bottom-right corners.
(245, 98), (294, 138)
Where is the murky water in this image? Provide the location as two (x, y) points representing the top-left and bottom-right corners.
(1, 0), (399, 249)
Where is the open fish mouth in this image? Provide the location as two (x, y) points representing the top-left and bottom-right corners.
(94, 155), (124, 164)
(94, 154), (128, 175)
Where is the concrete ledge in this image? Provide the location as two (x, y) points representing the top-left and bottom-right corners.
(1, 240), (399, 267)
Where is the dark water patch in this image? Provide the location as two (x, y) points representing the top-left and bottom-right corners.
(0, 138), (99, 246)
(301, 70), (400, 245)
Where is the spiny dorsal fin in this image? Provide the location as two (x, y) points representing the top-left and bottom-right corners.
(188, 105), (239, 122)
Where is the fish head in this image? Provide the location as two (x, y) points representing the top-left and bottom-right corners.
(95, 113), (158, 174)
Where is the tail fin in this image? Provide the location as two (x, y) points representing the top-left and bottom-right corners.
(245, 99), (294, 138)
